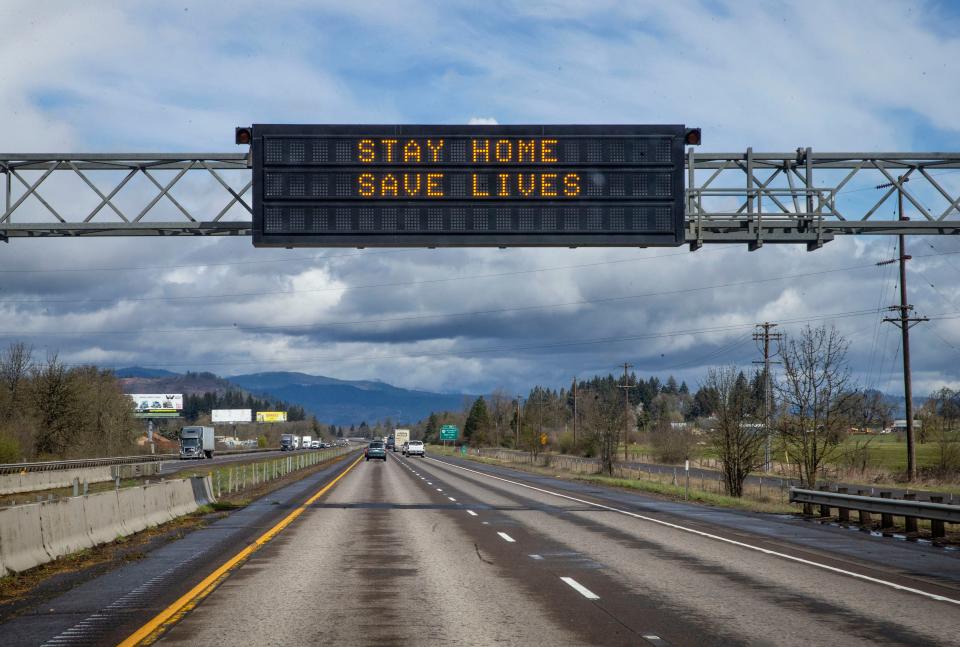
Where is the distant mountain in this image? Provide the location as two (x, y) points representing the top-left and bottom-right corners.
(115, 366), (179, 378)
(228, 371), (471, 425)
(119, 371), (235, 396)
(117, 368), (472, 426)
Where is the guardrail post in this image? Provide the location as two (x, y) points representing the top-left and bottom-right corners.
(930, 496), (946, 538)
(857, 490), (872, 528)
(818, 485), (831, 518)
(903, 493), (918, 533)
(837, 487), (849, 523)
(880, 492), (893, 528)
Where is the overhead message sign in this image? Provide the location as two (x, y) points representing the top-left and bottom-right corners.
(130, 393), (183, 418)
(212, 409), (252, 423)
(249, 124), (695, 247)
(256, 411), (287, 423)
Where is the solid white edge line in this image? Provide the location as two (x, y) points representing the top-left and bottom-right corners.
(497, 531), (516, 543)
(561, 576), (600, 600)
(426, 457), (960, 606)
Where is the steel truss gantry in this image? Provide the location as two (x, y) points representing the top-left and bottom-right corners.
(1, 150), (959, 248)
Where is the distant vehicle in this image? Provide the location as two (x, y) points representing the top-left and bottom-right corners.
(386, 435), (395, 451)
(301, 435), (312, 450)
(366, 441), (387, 462)
(179, 426), (215, 459)
(280, 434), (297, 451)
(310, 440), (321, 449)
(405, 440), (425, 457)
(393, 429), (410, 452)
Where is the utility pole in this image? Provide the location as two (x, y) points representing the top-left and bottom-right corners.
(752, 322), (782, 472)
(878, 175), (927, 481)
(618, 363), (636, 462)
(571, 377), (578, 448)
(516, 394), (523, 448)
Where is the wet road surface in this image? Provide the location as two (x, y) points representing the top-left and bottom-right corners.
(154, 452), (960, 646)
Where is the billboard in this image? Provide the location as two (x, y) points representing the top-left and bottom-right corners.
(212, 409), (253, 423)
(250, 124), (694, 248)
(129, 393), (183, 414)
(256, 411), (287, 423)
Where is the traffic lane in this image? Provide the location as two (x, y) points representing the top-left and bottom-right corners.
(393, 454), (712, 646)
(158, 450), (287, 475)
(410, 455), (958, 646)
(447, 453), (960, 589)
(0, 451), (361, 646)
(158, 451), (586, 646)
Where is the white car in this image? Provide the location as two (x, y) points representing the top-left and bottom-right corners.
(310, 440), (321, 449)
(405, 440), (425, 457)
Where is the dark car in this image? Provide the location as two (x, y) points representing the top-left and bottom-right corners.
(366, 441), (387, 462)
(386, 435), (395, 451)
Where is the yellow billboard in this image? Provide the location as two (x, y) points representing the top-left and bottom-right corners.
(256, 411), (287, 423)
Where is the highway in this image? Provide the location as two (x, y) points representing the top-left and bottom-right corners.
(157, 449), (287, 476)
(4, 450), (960, 646)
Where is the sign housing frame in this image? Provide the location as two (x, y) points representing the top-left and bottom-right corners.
(251, 124), (690, 248)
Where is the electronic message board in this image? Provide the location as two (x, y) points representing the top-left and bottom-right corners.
(248, 124), (696, 247)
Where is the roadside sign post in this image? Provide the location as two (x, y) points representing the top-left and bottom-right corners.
(685, 459), (690, 501)
(440, 425), (458, 449)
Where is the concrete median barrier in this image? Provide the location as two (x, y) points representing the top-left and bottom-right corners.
(0, 466), (115, 495)
(117, 486), (147, 535)
(0, 476), (216, 576)
(0, 503), (49, 576)
(83, 490), (124, 546)
(141, 482), (176, 527)
(40, 496), (93, 561)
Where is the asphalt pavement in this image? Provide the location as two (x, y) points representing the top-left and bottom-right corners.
(155, 450), (960, 646)
(4, 447), (959, 645)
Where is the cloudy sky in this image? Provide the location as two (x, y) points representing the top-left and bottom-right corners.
(2, 0), (960, 397)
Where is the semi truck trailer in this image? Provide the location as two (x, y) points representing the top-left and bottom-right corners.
(179, 426), (215, 459)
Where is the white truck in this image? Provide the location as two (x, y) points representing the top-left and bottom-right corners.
(301, 435), (312, 450)
(280, 433), (297, 451)
(393, 428), (410, 452)
(179, 426), (215, 459)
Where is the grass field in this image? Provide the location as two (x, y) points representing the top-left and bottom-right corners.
(624, 431), (959, 474)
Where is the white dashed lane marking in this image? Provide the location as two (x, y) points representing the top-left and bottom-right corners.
(467, 510), (478, 517)
(561, 576), (600, 600)
(497, 532), (516, 543)
(448, 496), (457, 502)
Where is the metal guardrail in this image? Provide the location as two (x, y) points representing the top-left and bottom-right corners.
(790, 487), (958, 539)
(0, 447), (280, 474)
(790, 488), (960, 524)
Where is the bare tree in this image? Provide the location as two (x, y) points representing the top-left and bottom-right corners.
(489, 389), (512, 446)
(775, 325), (855, 487)
(703, 366), (766, 497)
(580, 390), (626, 474)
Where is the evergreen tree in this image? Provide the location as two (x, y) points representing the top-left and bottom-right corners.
(464, 397), (491, 447)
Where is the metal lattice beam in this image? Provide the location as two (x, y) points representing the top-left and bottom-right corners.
(2, 150), (959, 247)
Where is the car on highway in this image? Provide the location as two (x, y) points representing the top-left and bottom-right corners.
(310, 440), (321, 449)
(405, 440), (425, 457)
(365, 441), (387, 462)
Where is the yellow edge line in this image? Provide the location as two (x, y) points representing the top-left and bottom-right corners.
(117, 453), (363, 647)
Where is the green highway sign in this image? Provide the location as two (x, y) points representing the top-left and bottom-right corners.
(440, 425), (458, 441)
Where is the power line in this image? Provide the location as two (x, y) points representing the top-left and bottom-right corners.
(0, 261), (886, 337)
(0, 247), (417, 274)
(51, 306), (886, 370)
(0, 249), (724, 305)
(3, 247), (960, 307)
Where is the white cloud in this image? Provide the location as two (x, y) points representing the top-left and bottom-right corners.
(468, 117), (499, 125)
(1, 0), (959, 403)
